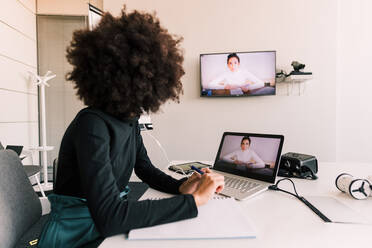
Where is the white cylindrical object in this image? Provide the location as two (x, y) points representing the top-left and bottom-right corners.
(335, 173), (371, 200)
(40, 84), (49, 186)
(349, 179), (371, 200)
(40, 84), (47, 148)
(335, 173), (353, 193)
(367, 176), (372, 184)
(367, 176), (372, 192)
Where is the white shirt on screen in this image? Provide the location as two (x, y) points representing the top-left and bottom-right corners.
(223, 149), (265, 169)
(208, 69), (265, 90)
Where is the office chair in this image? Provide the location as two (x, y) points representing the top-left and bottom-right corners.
(24, 165), (46, 197)
(0, 150), (49, 248)
(23, 148), (47, 197)
(0, 143), (46, 197)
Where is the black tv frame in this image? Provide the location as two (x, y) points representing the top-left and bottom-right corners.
(213, 132), (284, 184)
(199, 50), (276, 97)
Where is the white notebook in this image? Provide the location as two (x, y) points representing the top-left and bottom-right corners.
(128, 190), (256, 240)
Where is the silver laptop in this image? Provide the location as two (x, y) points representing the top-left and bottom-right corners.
(212, 132), (284, 200)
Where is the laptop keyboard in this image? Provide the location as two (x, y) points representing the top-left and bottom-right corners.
(224, 176), (260, 193)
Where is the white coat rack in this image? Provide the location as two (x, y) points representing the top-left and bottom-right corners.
(29, 71), (56, 191)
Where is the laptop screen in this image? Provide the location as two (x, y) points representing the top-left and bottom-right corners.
(6, 145), (23, 156)
(213, 132), (284, 183)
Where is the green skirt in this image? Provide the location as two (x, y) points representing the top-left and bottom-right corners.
(38, 186), (130, 248)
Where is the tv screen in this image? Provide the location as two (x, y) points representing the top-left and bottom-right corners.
(200, 51), (276, 97)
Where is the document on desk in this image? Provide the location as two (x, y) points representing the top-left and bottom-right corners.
(305, 196), (372, 224)
(129, 189), (256, 240)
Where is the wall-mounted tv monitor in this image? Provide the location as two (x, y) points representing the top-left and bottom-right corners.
(200, 51), (276, 97)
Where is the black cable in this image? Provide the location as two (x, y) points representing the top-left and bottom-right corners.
(269, 178), (332, 222)
(275, 178), (300, 197)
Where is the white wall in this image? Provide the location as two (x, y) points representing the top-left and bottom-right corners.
(104, 0), (339, 165)
(336, 0), (372, 163)
(0, 0), (38, 164)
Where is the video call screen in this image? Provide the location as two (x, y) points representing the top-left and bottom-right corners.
(200, 51), (276, 97)
(214, 134), (282, 180)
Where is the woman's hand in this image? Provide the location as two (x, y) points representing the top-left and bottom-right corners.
(192, 168), (225, 207)
(179, 172), (202, 195)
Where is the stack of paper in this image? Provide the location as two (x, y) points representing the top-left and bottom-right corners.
(128, 197), (256, 240)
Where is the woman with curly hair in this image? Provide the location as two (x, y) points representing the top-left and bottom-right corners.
(38, 6), (224, 248)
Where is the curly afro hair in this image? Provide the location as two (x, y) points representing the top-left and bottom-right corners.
(66, 6), (184, 119)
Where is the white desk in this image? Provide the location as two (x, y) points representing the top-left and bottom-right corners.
(100, 162), (372, 248)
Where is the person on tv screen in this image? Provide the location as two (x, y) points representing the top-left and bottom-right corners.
(208, 53), (265, 93)
(222, 136), (265, 169)
(38, 6), (224, 247)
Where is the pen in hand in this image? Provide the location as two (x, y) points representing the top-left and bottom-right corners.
(190, 165), (225, 206)
(191, 165), (204, 175)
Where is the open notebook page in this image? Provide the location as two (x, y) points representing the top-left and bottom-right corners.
(129, 189), (256, 240)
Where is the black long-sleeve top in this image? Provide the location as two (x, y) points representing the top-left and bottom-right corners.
(54, 107), (198, 237)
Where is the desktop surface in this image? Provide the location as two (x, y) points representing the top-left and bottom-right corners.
(100, 162), (372, 248)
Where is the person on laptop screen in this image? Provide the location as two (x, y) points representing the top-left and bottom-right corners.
(208, 53), (265, 94)
(38, 6), (224, 248)
(222, 136), (265, 169)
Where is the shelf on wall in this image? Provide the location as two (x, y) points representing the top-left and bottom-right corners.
(277, 74), (313, 96)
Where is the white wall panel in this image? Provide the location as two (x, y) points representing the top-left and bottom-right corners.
(336, 0), (372, 163)
(0, 0), (36, 40)
(0, 122), (38, 150)
(0, 0), (38, 165)
(0, 90), (38, 122)
(0, 56), (37, 94)
(17, 0), (36, 14)
(0, 22), (37, 67)
(0, 121), (39, 165)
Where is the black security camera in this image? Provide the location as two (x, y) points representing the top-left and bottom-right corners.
(291, 61), (305, 72)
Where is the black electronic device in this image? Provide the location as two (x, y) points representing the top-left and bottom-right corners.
(5, 145), (26, 160)
(278, 152), (318, 180)
(291, 61), (305, 72)
(6, 145), (23, 156)
(168, 162), (211, 175)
